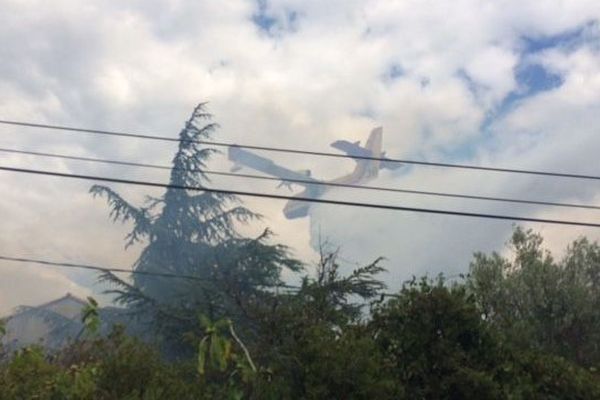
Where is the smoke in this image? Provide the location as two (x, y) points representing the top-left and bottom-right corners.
(307, 188), (513, 288)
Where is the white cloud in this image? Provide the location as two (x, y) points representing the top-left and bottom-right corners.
(0, 0), (599, 306)
(465, 46), (518, 106)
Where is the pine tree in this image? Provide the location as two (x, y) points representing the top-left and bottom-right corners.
(91, 104), (301, 351)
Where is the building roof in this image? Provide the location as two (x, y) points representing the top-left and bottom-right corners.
(6, 293), (88, 321)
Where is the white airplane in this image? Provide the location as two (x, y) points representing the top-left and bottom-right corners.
(228, 127), (400, 219)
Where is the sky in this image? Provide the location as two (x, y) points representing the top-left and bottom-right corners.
(1, 0), (600, 314)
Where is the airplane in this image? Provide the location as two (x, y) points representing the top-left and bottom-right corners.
(228, 127), (401, 219)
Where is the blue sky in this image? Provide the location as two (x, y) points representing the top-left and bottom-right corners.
(434, 22), (596, 161)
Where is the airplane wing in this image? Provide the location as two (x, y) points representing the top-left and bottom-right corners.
(329, 140), (372, 158)
(228, 146), (321, 187)
(379, 158), (402, 170)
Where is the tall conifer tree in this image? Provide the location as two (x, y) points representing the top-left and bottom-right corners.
(91, 104), (300, 347)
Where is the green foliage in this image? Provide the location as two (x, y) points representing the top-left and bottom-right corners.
(499, 351), (600, 399)
(80, 297), (100, 337)
(370, 276), (600, 399)
(192, 316), (262, 399)
(275, 250), (386, 329)
(0, 319), (5, 357)
(247, 252), (396, 399)
(467, 226), (600, 368)
(274, 323), (398, 399)
(0, 327), (209, 400)
(371, 278), (502, 399)
(8, 214), (600, 398)
(197, 316), (233, 375)
(0, 346), (97, 400)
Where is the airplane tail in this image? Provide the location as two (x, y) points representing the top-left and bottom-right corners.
(363, 127), (383, 178)
(327, 126), (402, 183)
(366, 128), (402, 171)
(364, 127), (383, 158)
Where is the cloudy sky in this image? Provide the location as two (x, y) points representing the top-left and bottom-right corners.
(1, 0), (600, 314)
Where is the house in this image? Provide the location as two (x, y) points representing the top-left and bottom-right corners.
(2, 293), (88, 350)
(1, 293), (151, 352)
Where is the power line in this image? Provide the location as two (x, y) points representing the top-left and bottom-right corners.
(0, 255), (467, 299)
(0, 255), (298, 290)
(2, 147), (599, 211)
(1, 119), (599, 181)
(1, 164), (599, 228)
(0, 255), (210, 281)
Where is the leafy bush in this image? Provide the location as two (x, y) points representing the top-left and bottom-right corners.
(3, 229), (600, 398)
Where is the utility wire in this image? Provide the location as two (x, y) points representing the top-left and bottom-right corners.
(0, 255), (467, 299)
(0, 255), (297, 290)
(1, 119), (599, 181)
(1, 147), (599, 211)
(0, 255), (211, 281)
(1, 164), (599, 228)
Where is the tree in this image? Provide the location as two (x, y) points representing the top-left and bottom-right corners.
(370, 278), (502, 399)
(0, 319), (5, 359)
(249, 250), (395, 399)
(2, 250), (600, 398)
(467, 226), (600, 368)
(92, 104), (301, 353)
(369, 276), (600, 399)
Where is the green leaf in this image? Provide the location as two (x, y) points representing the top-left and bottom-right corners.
(198, 337), (209, 376)
(211, 336), (231, 372)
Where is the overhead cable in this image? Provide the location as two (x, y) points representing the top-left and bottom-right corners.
(1, 147), (598, 211)
(0, 254), (465, 297)
(0, 255), (210, 281)
(1, 164), (599, 228)
(0, 255), (297, 290)
(1, 119), (599, 181)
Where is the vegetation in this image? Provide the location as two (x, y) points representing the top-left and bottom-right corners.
(2, 234), (600, 399)
(468, 227), (600, 368)
(90, 103), (300, 356)
(2, 107), (599, 398)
